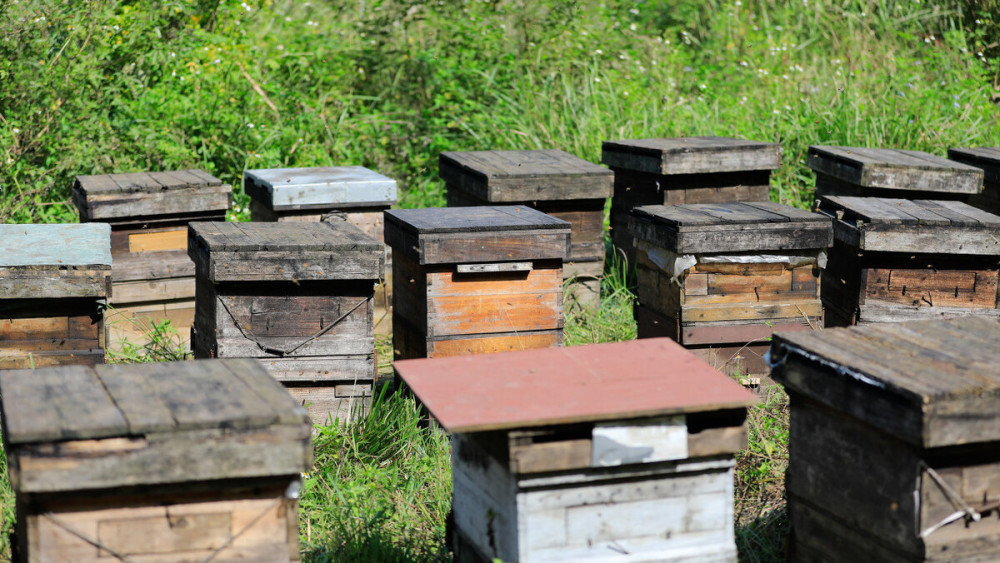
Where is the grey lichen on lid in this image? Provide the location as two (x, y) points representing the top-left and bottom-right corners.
(601, 136), (782, 175)
(0, 224), (111, 267)
(244, 165), (398, 208)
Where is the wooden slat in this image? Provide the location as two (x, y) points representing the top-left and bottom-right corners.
(440, 149), (613, 202)
(0, 224), (112, 267)
(601, 136), (781, 175)
(808, 145), (984, 194)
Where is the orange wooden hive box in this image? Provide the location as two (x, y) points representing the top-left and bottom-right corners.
(384, 206), (570, 361)
(395, 338), (756, 562)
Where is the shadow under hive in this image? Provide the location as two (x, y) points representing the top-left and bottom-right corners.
(0, 358), (311, 562)
(73, 170), (232, 352)
(385, 206), (570, 361)
(245, 166), (397, 335)
(440, 149), (613, 308)
(394, 338), (756, 562)
(948, 147), (1000, 214)
(808, 145), (984, 200)
(770, 317), (1000, 562)
(0, 224), (111, 369)
(816, 196), (1000, 326)
(628, 201), (832, 376)
(188, 221), (383, 426)
(601, 137), (782, 265)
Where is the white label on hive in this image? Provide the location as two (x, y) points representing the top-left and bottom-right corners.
(591, 415), (687, 467)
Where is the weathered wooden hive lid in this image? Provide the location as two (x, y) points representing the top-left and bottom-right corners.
(0, 224), (112, 268)
(771, 317), (1000, 449)
(244, 166), (397, 210)
(816, 195), (1000, 255)
(629, 201), (833, 254)
(384, 206), (571, 265)
(73, 169), (232, 221)
(948, 147), (1000, 185)
(395, 338), (756, 434)
(0, 358), (311, 493)
(808, 146), (984, 194)
(601, 136), (782, 175)
(188, 220), (384, 282)
(439, 149), (613, 202)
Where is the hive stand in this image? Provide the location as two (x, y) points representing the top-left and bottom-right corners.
(73, 170), (232, 353)
(395, 338), (756, 562)
(385, 206), (570, 361)
(628, 201), (832, 377)
(0, 357), (311, 562)
(0, 224), (112, 369)
(808, 146), (984, 200)
(771, 317), (1000, 562)
(188, 221), (384, 426)
(440, 150), (613, 308)
(816, 196), (1000, 326)
(601, 137), (782, 265)
(948, 147), (1000, 214)
(244, 166), (397, 334)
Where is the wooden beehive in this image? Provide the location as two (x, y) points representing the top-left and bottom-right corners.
(73, 170), (232, 352)
(385, 206), (570, 360)
(602, 137), (782, 264)
(0, 224), (111, 369)
(948, 147), (1000, 214)
(188, 221), (383, 425)
(771, 317), (1000, 562)
(395, 338), (756, 562)
(808, 146), (984, 200)
(0, 357), (311, 562)
(440, 150), (613, 308)
(245, 166), (397, 333)
(816, 196), (1000, 326)
(628, 201), (832, 376)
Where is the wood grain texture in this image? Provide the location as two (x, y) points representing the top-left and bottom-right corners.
(602, 136), (782, 175)
(0, 224), (112, 268)
(244, 165), (397, 209)
(808, 146), (984, 194)
(0, 267), (111, 299)
(74, 169), (232, 221)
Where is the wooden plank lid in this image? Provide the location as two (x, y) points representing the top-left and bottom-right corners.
(73, 169), (232, 221)
(816, 195), (1000, 255)
(949, 147), (1000, 185)
(601, 136), (782, 175)
(439, 149), (613, 202)
(808, 146), (984, 194)
(384, 206), (571, 265)
(629, 201), (833, 254)
(0, 224), (111, 268)
(395, 338), (756, 433)
(244, 166), (397, 210)
(188, 220), (384, 282)
(771, 317), (1000, 449)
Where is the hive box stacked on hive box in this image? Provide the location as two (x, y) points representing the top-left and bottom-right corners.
(440, 150), (613, 308)
(601, 137), (782, 264)
(245, 166), (397, 334)
(188, 221), (383, 425)
(628, 202), (832, 376)
(948, 147), (1000, 214)
(73, 170), (232, 351)
(816, 196), (1000, 326)
(0, 224), (112, 369)
(395, 338), (756, 562)
(771, 317), (1000, 562)
(808, 146), (984, 200)
(0, 358), (311, 562)
(385, 206), (570, 361)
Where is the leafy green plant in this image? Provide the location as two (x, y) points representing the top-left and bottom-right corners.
(105, 317), (192, 363)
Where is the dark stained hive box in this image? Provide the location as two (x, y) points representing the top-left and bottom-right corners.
(0, 358), (311, 562)
(440, 150), (613, 308)
(771, 317), (1000, 562)
(245, 166), (397, 334)
(395, 338), (756, 562)
(948, 147), (1000, 214)
(385, 206), (570, 361)
(602, 137), (782, 264)
(808, 146), (984, 200)
(188, 221), (383, 425)
(816, 196), (1000, 326)
(73, 170), (232, 352)
(628, 202), (832, 375)
(0, 224), (111, 369)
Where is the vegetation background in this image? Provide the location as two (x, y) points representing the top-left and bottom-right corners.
(0, 0), (999, 561)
